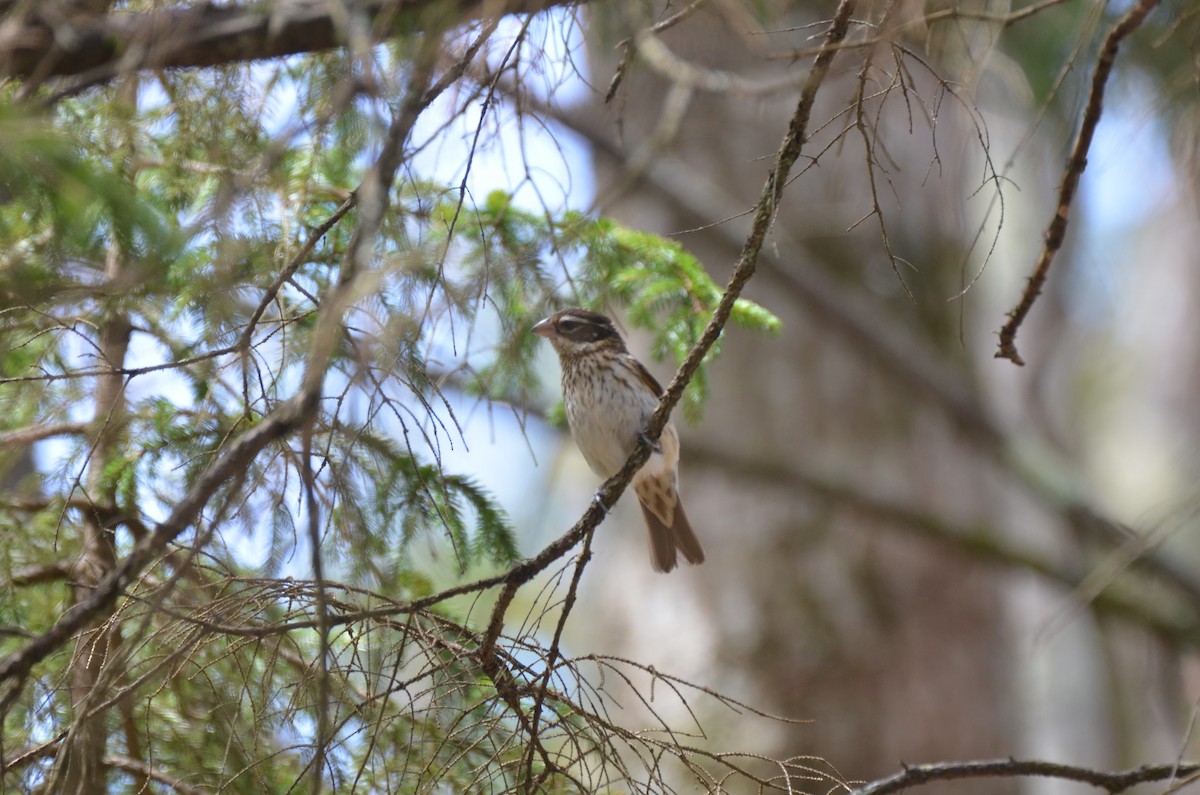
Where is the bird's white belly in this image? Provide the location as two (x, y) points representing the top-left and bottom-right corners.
(564, 367), (655, 478)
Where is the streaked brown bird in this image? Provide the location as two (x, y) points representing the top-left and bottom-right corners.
(533, 307), (705, 573)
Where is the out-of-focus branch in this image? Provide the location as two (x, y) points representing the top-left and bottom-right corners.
(995, 0), (1163, 365)
(0, 0), (569, 85)
(103, 754), (211, 795)
(852, 757), (1200, 795)
(9, 560), (71, 586)
(0, 421), (88, 448)
(686, 441), (1200, 647)
(767, 0), (1075, 63)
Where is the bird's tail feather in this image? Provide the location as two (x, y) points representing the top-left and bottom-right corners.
(639, 498), (705, 573)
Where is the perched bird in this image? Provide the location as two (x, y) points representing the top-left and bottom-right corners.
(532, 307), (705, 573)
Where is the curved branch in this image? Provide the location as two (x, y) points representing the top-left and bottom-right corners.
(853, 758), (1200, 795)
(478, 0), (858, 663)
(995, 0), (1163, 365)
(103, 754), (211, 795)
(0, 421), (88, 447)
(9, 560), (71, 587)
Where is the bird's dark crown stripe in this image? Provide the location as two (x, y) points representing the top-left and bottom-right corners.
(553, 308), (623, 344)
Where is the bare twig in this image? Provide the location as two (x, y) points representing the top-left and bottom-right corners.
(851, 0), (915, 301)
(766, 0), (1075, 61)
(996, 0), (1163, 365)
(606, 0), (710, 102)
(852, 758), (1200, 795)
(523, 525), (596, 790)
(236, 195), (357, 355)
(642, 0), (856, 446)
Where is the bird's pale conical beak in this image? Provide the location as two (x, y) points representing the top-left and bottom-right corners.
(531, 318), (553, 338)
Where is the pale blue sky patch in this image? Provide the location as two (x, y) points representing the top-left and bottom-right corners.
(1067, 71), (1176, 328)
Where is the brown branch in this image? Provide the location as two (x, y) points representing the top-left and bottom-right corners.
(995, 0), (1163, 365)
(767, 0), (1075, 63)
(9, 560), (71, 586)
(852, 758), (1200, 795)
(487, 0), (856, 673)
(0, 421), (88, 448)
(103, 753), (211, 795)
(0, 0), (570, 84)
(523, 527), (596, 790)
(236, 195), (357, 355)
(640, 0), (856, 449)
(851, 3), (914, 301)
(686, 442), (1200, 647)
(909, 0), (1074, 28)
(2, 733), (65, 773)
(605, 0), (709, 102)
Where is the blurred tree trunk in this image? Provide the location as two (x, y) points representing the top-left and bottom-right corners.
(51, 221), (133, 795)
(55, 306), (128, 795)
(0, 456), (32, 494)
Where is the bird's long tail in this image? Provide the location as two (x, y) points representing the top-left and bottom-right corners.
(638, 497), (705, 573)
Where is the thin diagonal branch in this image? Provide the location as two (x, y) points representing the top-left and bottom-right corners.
(644, 0), (857, 453)
(995, 0), (1162, 365)
(509, 56), (1200, 630)
(479, 0), (858, 667)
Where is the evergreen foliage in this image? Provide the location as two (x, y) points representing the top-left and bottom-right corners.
(0, 23), (777, 790)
